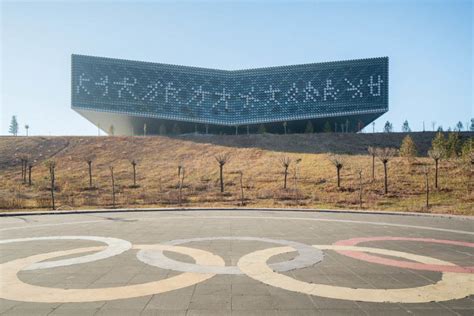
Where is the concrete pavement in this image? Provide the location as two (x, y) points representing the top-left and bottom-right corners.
(0, 210), (473, 315)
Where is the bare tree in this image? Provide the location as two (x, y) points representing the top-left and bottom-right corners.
(238, 170), (245, 206)
(178, 161), (183, 178)
(375, 147), (398, 194)
(357, 169), (363, 209)
(328, 155), (344, 188)
(85, 156), (94, 189)
(45, 160), (56, 210)
(293, 159), (302, 203)
(422, 165), (429, 209)
(130, 159), (138, 187)
(177, 161), (184, 188)
(28, 163), (33, 186)
(428, 148), (443, 189)
(215, 153), (231, 193)
(178, 166), (185, 206)
(279, 156), (292, 189)
(19, 154), (29, 184)
(109, 166), (116, 208)
(368, 146), (376, 181)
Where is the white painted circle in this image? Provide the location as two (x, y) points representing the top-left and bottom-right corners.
(0, 236), (132, 271)
(237, 245), (474, 303)
(137, 236), (324, 275)
(0, 244), (225, 302)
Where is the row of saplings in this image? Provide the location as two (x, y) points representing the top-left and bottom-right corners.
(15, 134), (473, 210)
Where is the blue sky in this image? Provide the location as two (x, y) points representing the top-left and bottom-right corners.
(1, 0), (472, 135)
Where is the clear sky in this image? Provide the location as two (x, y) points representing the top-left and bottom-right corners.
(1, 0), (472, 136)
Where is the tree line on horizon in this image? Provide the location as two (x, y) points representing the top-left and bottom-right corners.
(7, 115), (474, 136)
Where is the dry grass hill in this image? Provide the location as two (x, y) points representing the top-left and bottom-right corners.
(0, 132), (472, 215)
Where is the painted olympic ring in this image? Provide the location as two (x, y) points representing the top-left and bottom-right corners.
(237, 245), (474, 303)
(333, 237), (474, 273)
(0, 244), (224, 303)
(0, 236), (132, 271)
(136, 237), (324, 275)
(1, 235), (473, 303)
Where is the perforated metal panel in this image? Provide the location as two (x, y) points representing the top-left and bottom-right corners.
(72, 55), (388, 127)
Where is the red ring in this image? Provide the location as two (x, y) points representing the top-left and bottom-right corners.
(333, 237), (474, 273)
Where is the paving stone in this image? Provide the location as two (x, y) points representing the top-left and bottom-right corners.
(231, 283), (271, 295)
(95, 308), (144, 315)
(0, 300), (20, 313)
(275, 310), (320, 316)
(145, 293), (193, 311)
(140, 310), (186, 316)
(49, 308), (100, 315)
(270, 292), (315, 310)
(189, 294), (231, 310)
(452, 309), (474, 316)
(0, 210), (472, 314)
(1, 306), (55, 315)
(186, 310), (231, 316)
(232, 310), (277, 316)
(362, 309), (410, 316)
(100, 295), (151, 310)
(232, 295), (274, 310)
(194, 283), (231, 296)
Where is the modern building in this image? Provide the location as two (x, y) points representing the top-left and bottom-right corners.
(72, 55), (388, 135)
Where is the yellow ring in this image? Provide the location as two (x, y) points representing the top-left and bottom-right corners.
(237, 245), (474, 303)
(0, 244), (225, 303)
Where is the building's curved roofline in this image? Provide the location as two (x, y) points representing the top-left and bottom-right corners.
(72, 54), (388, 76)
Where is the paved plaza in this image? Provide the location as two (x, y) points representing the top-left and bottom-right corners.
(0, 210), (473, 315)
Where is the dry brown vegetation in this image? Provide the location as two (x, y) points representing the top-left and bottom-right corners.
(0, 134), (472, 215)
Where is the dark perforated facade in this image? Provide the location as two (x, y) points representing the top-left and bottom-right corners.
(72, 55), (388, 135)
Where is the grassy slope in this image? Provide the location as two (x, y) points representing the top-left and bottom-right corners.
(0, 133), (472, 215)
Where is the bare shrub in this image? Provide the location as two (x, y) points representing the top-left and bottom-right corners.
(45, 160), (56, 210)
(428, 148), (442, 189)
(84, 156), (95, 189)
(35, 196), (51, 209)
(421, 164), (429, 209)
(279, 156), (291, 189)
(215, 153), (231, 193)
(19, 154), (30, 184)
(130, 159), (139, 188)
(27, 163), (33, 186)
(375, 147), (398, 194)
(274, 188), (296, 201)
(0, 193), (24, 209)
(328, 155), (344, 188)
